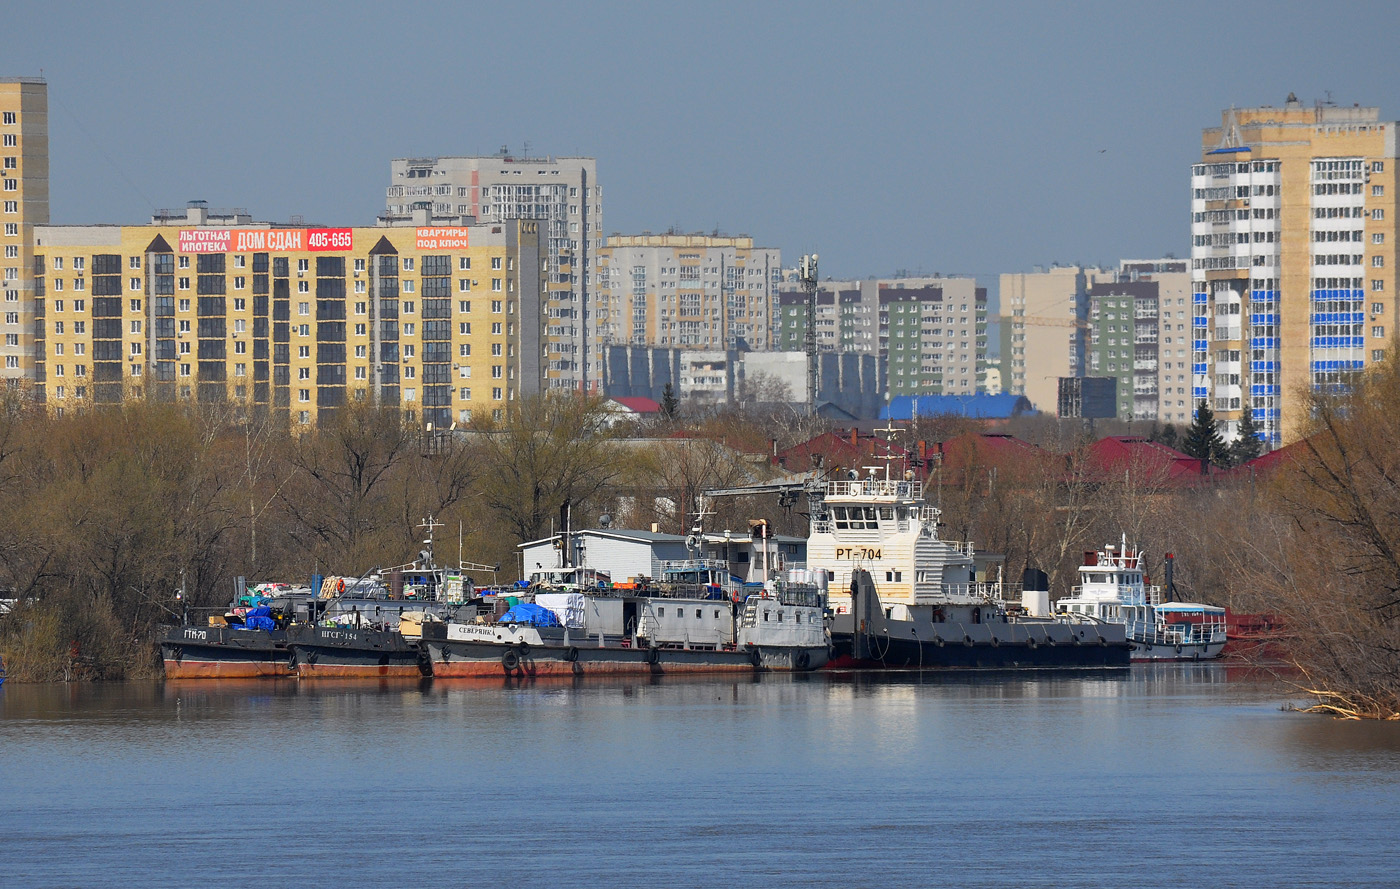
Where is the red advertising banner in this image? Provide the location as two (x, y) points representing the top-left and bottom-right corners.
(416, 227), (470, 250)
(180, 228), (354, 253)
(178, 230), (231, 253)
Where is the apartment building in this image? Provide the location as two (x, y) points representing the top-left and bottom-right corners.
(775, 277), (987, 396)
(0, 77), (48, 389)
(1086, 281), (1161, 421)
(1190, 95), (1398, 443)
(1000, 265), (1114, 412)
(1118, 259), (1192, 424)
(594, 234), (781, 351)
(32, 206), (543, 427)
(382, 154), (599, 394)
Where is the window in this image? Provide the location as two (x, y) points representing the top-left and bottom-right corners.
(1373, 303), (1384, 315)
(297, 281), (309, 293)
(459, 257), (471, 270)
(402, 258), (415, 271)
(1375, 233), (1386, 245)
(402, 301), (415, 314)
(354, 301), (366, 314)
(491, 342), (502, 356)
(1374, 256), (1386, 268)
(179, 299), (190, 312)
(179, 363), (190, 376)
(1, 112), (14, 125)
(354, 366), (366, 379)
(234, 276), (246, 289)
(459, 279), (471, 292)
(354, 323), (366, 336)
(1374, 350), (1386, 362)
(492, 387), (502, 400)
(459, 387), (470, 399)
(402, 323), (415, 336)
(491, 256), (502, 270)
(492, 278), (502, 292)
(298, 302), (309, 316)
(491, 300), (502, 313)
(298, 367), (310, 380)
(459, 300), (471, 313)
(2, 201), (14, 213)
(1, 135), (12, 147)
(298, 324), (309, 336)
(178, 256), (189, 269)
(178, 277), (190, 290)
(178, 341), (190, 354)
(3, 223), (15, 236)
(299, 389), (310, 402)
(130, 277), (141, 291)
(234, 341), (246, 354)
(299, 411), (310, 424)
(130, 320), (141, 334)
(354, 345), (366, 358)
(298, 345), (310, 358)
(297, 259), (309, 272)
(1375, 280), (1386, 292)
(491, 365), (503, 379)
(1373, 185), (1385, 197)
(1373, 326), (1386, 338)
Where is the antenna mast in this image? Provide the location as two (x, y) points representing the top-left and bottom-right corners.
(799, 253), (819, 411)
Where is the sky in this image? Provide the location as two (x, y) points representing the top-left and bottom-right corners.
(10, 0), (1400, 293)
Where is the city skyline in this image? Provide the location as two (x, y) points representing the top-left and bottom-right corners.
(7, 1), (1399, 288)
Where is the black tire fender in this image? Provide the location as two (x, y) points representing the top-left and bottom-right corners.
(501, 649), (520, 671)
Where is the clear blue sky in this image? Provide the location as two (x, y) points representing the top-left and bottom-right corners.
(10, 0), (1400, 287)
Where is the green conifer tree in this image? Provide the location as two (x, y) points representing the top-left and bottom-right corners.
(1182, 399), (1227, 468)
(1228, 405), (1265, 467)
(660, 382), (679, 420)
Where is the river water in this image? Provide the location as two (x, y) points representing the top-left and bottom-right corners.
(2, 665), (1399, 888)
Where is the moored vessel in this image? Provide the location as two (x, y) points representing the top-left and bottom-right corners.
(424, 558), (829, 678)
(804, 472), (1131, 669)
(1056, 541), (1226, 661)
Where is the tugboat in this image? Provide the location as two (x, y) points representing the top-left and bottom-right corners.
(1056, 540), (1227, 661)
(805, 470), (1130, 669)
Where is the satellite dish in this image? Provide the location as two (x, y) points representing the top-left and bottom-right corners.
(599, 513), (612, 528)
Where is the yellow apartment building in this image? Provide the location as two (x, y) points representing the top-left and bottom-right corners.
(32, 206), (544, 427)
(1191, 95), (1398, 444)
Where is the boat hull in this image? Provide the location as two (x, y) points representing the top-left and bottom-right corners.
(286, 626), (428, 679)
(160, 627), (293, 679)
(827, 616), (1131, 670)
(424, 637), (828, 678)
(1129, 638), (1227, 662)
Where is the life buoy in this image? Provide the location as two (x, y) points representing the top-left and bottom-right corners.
(795, 651), (811, 670)
(501, 649), (520, 671)
(336, 578), (345, 594)
(564, 646), (579, 663)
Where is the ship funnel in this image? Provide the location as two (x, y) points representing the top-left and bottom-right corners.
(1022, 568), (1050, 617)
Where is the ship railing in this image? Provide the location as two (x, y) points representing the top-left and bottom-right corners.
(824, 479), (923, 501)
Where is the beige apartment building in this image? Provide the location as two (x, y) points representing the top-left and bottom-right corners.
(382, 154), (599, 394)
(1000, 265), (1112, 411)
(1191, 95), (1398, 444)
(594, 234), (782, 350)
(1, 77), (48, 389)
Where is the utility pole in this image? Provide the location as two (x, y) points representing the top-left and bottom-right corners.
(799, 253), (819, 411)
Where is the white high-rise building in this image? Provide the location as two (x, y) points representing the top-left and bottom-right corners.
(384, 153), (600, 392)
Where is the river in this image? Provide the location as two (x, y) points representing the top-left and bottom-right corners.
(2, 665), (1398, 888)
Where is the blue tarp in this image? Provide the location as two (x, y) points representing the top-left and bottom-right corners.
(243, 616), (277, 631)
(882, 394), (1035, 420)
(498, 603), (561, 627)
